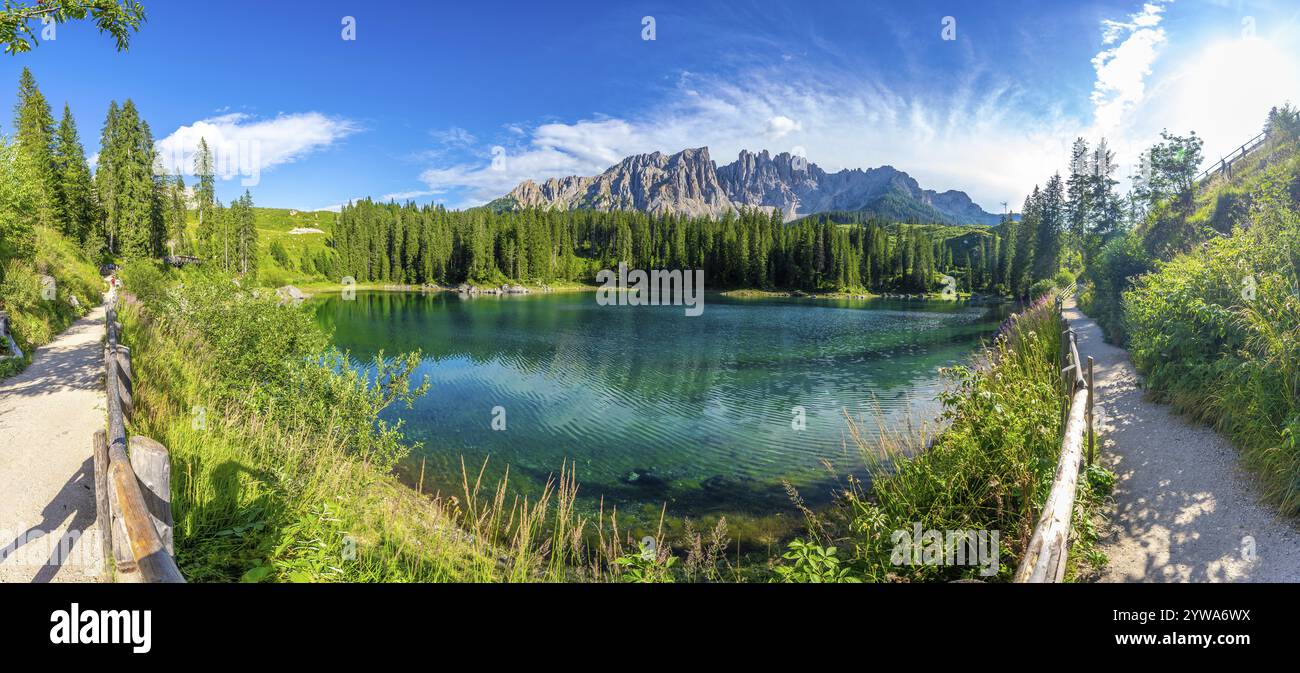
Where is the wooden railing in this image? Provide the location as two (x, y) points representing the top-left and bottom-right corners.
(94, 291), (184, 583)
(1014, 287), (1094, 583)
(1195, 130), (1268, 185)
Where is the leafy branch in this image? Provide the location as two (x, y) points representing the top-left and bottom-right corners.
(0, 0), (147, 54)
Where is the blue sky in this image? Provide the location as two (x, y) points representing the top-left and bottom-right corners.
(1, 0), (1297, 213)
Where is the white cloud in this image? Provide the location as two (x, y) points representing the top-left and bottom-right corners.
(429, 126), (476, 147)
(416, 72), (1070, 211)
(1087, 2), (1300, 184)
(765, 115), (802, 139)
(383, 188), (444, 201)
(155, 112), (358, 185)
(1090, 1), (1170, 135)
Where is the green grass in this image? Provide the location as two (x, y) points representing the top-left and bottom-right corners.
(116, 263), (745, 582)
(184, 206), (338, 288)
(0, 226), (101, 377)
(1123, 171), (1300, 515)
(770, 291), (1114, 582)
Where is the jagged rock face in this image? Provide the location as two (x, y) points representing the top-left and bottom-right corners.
(716, 149), (822, 218)
(507, 148), (736, 218)
(498, 146), (999, 225)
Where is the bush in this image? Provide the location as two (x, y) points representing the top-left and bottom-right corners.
(1124, 169), (1300, 515)
(1027, 278), (1057, 300)
(1081, 231), (1152, 343)
(806, 295), (1072, 581)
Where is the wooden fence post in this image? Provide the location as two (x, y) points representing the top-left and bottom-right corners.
(1087, 356), (1095, 466)
(92, 430), (113, 580)
(129, 436), (174, 555)
(116, 345), (133, 420)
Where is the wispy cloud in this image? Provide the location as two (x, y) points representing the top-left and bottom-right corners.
(1090, 1), (1172, 135)
(416, 70), (1073, 210)
(155, 112), (359, 183)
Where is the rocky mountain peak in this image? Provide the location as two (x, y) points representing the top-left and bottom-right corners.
(497, 146), (1000, 225)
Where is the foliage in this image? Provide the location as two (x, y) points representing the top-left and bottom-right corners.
(614, 540), (678, 583)
(333, 199), (1007, 294)
(1133, 129), (1205, 212)
(0, 134), (37, 262)
(0, 0), (146, 54)
(1123, 166), (1300, 514)
(1081, 231), (1153, 343)
(771, 540), (859, 583)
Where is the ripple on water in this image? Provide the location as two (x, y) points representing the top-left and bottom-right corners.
(314, 292), (1012, 521)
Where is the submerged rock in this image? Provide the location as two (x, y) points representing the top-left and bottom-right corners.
(621, 469), (669, 488)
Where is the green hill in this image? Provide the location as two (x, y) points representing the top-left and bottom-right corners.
(1086, 106), (1300, 515)
(185, 207), (338, 287)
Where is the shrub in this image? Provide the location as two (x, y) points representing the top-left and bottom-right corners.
(1082, 231), (1152, 343)
(1027, 278), (1057, 300)
(1124, 168), (1300, 514)
(780, 295), (1072, 582)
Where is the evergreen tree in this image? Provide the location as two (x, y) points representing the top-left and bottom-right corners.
(1065, 137), (1091, 249)
(112, 100), (162, 259)
(1010, 188), (1039, 296)
(193, 136), (216, 258)
(52, 103), (96, 244)
(233, 190), (257, 275)
(1031, 174), (1065, 282)
(12, 67), (58, 230)
(165, 173), (188, 255)
(95, 100), (120, 253)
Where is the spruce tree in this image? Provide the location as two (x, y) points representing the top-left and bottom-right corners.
(96, 101), (121, 253)
(193, 137), (216, 259)
(12, 67), (58, 229)
(53, 103), (96, 243)
(1031, 173), (1065, 282)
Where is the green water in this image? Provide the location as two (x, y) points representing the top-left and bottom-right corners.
(311, 291), (1011, 525)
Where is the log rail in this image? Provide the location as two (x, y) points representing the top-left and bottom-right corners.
(93, 289), (184, 583)
(1013, 286), (1095, 583)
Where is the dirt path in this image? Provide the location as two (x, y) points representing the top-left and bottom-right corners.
(0, 305), (106, 582)
(1066, 302), (1300, 582)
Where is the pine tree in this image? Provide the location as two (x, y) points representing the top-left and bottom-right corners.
(193, 137), (216, 258)
(1065, 137), (1091, 249)
(52, 103), (96, 244)
(233, 190), (257, 275)
(112, 101), (162, 259)
(1087, 138), (1122, 254)
(1031, 174), (1065, 282)
(13, 67), (58, 230)
(1010, 188), (1039, 296)
(96, 101), (121, 253)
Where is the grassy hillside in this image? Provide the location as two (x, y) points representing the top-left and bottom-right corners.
(1085, 112), (1300, 515)
(0, 227), (102, 376)
(185, 207), (338, 287)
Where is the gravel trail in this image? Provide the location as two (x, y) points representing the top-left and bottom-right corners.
(0, 304), (107, 583)
(1067, 302), (1300, 582)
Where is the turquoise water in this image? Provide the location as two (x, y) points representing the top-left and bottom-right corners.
(311, 291), (1011, 524)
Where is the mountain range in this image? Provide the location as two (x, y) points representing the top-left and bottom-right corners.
(490, 147), (1002, 225)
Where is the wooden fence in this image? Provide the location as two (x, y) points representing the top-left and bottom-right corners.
(94, 292), (185, 583)
(1013, 287), (1095, 583)
(1194, 130), (1268, 185)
